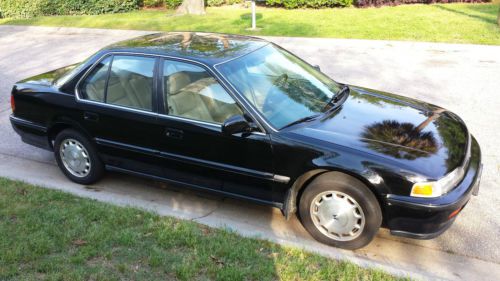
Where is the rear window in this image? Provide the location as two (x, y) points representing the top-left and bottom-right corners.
(54, 57), (91, 87)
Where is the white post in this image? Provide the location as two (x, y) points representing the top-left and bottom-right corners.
(251, 0), (256, 30)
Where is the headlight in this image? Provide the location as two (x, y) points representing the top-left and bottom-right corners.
(410, 167), (465, 198)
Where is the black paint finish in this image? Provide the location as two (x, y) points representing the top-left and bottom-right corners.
(9, 32), (482, 240)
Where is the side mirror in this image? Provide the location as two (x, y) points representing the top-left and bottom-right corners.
(313, 65), (321, 72)
(222, 115), (252, 135)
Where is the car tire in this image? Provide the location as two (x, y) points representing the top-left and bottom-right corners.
(298, 172), (382, 250)
(54, 129), (104, 185)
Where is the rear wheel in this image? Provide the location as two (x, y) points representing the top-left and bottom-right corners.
(54, 129), (104, 185)
(298, 172), (382, 250)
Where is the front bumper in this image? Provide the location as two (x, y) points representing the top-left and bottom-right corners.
(384, 136), (482, 239)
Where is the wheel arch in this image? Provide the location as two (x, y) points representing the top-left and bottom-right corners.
(47, 117), (93, 150)
(282, 168), (385, 220)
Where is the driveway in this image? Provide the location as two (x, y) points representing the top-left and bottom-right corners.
(1, 25), (499, 280)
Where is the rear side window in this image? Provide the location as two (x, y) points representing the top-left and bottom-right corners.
(79, 55), (156, 111)
(106, 56), (156, 111)
(80, 57), (111, 102)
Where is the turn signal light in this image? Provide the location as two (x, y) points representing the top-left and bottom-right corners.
(410, 183), (434, 197)
(410, 166), (465, 198)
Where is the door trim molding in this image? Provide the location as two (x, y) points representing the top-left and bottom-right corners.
(106, 165), (284, 209)
(95, 137), (290, 184)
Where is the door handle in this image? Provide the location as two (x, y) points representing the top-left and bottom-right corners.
(165, 128), (183, 140)
(84, 112), (99, 122)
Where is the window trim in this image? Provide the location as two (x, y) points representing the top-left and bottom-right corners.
(103, 55), (114, 104)
(75, 51), (268, 134)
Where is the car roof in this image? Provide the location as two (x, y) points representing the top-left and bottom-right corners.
(103, 32), (269, 65)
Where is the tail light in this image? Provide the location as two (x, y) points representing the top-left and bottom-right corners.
(10, 95), (15, 112)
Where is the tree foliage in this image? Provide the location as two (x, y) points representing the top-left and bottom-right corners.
(0, 0), (140, 18)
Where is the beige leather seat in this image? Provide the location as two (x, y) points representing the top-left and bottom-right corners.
(106, 72), (152, 111)
(167, 72), (214, 122)
(83, 66), (153, 111)
(85, 82), (105, 101)
(127, 74), (153, 110)
(84, 71), (106, 101)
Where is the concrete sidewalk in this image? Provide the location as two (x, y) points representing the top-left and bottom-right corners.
(1, 25), (500, 280)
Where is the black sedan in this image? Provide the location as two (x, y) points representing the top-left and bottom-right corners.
(9, 32), (482, 249)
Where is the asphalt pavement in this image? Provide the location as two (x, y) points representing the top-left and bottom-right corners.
(1, 25), (499, 280)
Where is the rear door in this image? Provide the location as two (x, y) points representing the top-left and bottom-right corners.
(76, 54), (163, 176)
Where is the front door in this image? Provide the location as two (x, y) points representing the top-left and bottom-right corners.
(157, 58), (277, 202)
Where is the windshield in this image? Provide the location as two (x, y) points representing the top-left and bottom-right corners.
(216, 44), (341, 129)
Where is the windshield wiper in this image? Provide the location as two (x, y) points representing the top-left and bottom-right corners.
(323, 85), (350, 111)
(280, 114), (320, 130)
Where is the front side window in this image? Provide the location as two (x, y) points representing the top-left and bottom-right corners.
(106, 56), (155, 111)
(216, 45), (341, 129)
(79, 57), (111, 102)
(163, 60), (243, 124)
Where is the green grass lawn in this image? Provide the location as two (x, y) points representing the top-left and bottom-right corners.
(1, 4), (499, 45)
(0, 177), (404, 281)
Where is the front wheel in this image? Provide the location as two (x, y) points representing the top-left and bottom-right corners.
(298, 172), (382, 250)
(54, 129), (104, 185)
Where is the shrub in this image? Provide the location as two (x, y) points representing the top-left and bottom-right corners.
(143, 0), (165, 7)
(266, 0), (353, 8)
(266, 0), (488, 7)
(155, 0), (241, 8)
(0, 0), (141, 18)
(354, 0), (490, 7)
(207, 0), (226, 6)
(165, 0), (184, 9)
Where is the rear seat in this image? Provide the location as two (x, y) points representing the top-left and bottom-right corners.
(106, 72), (153, 111)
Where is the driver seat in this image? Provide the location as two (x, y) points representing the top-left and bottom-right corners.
(166, 72), (214, 122)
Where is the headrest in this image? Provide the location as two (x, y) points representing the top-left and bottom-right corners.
(168, 72), (191, 95)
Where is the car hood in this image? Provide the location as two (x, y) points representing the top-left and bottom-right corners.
(288, 86), (469, 179)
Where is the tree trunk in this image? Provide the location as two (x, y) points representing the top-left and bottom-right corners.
(181, 32), (194, 49)
(415, 108), (445, 133)
(175, 0), (205, 15)
(497, 4), (500, 27)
